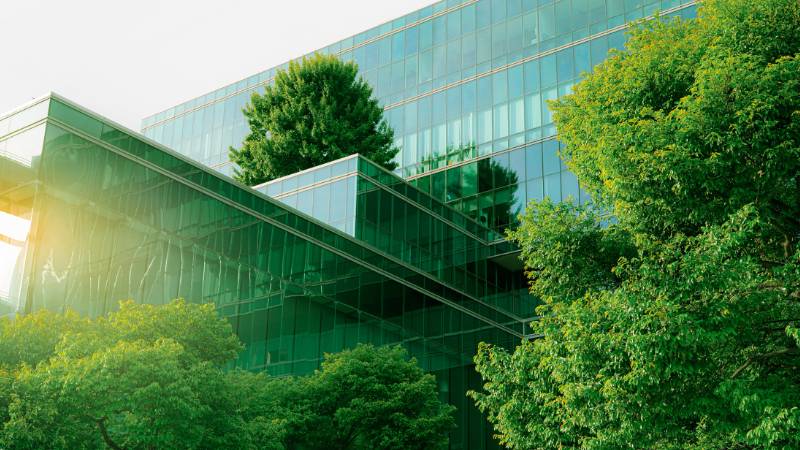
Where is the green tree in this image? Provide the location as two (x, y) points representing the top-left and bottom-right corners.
(230, 54), (398, 185)
(269, 344), (456, 450)
(0, 300), (280, 450)
(470, 0), (800, 448)
(0, 303), (454, 449)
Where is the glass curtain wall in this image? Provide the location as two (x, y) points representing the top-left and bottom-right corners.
(141, 0), (698, 231)
(255, 154), (534, 322)
(0, 94), (536, 448)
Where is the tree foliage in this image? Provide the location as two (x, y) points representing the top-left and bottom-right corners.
(0, 300), (266, 450)
(471, 0), (800, 448)
(230, 54), (398, 185)
(0, 302), (452, 449)
(268, 344), (456, 450)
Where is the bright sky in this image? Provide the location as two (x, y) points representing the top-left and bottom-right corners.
(0, 0), (434, 130)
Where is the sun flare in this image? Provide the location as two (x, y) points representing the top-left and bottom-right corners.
(0, 210), (31, 299)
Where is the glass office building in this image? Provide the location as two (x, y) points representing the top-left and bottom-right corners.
(141, 0), (697, 231)
(1, 1), (700, 448)
(0, 94), (532, 448)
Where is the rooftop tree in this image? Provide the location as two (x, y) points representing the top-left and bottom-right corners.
(230, 54), (398, 185)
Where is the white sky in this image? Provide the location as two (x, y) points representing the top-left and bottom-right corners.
(0, 0), (434, 129)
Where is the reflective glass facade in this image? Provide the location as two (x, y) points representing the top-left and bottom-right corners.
(257, 154), (531, 322)
(2, 2), (704, 448)
(0, 95), (533, 448)
(141, 0), (698, 231)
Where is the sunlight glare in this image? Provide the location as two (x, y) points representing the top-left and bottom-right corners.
(0, 211), (31, 299)
(0, 242), (22, 298)
(0, 210), (31, 242)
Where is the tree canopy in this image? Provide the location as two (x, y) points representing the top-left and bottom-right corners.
(0, 300), (259, 450)
(471, 0), (800, 448)
(230, 54), (398, 185)
(263, 344), (455, 450)
(0, 301), (453, 450)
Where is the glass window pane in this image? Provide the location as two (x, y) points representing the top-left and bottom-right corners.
(541, 54), (557, 87)
(557, 47), (575, 81)
(392, 32), (405, 62)
(524, 93), (542, 129)
(420, 21), (433, 50)
(433, 16), (446, 45)
(462, 4), (476, 33)
(477, 0), (491, 29)
(544, 172), (561, 200)
(492, 71), (508, 104)
(477, 28), (492, 63)
(477, 109), (493, 144)
(493, 103), (509, 139)
(542, 139), (560, 175)
(477, 76), (493, 110)
(405, 27), (419, 56)
(539, 4), (556, 41)
(523, 12), (538, 46)
(509, 98), (524, 135)
(508, 65), (523, 99)
(525, 143), (543, 179)
(447, 10), (462, 40)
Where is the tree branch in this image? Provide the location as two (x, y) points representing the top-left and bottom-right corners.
(95, 417), (125, 450)
(340, 426), (360, 450)
(761, 318), (800, 324)
(730, 348), (799, 379)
